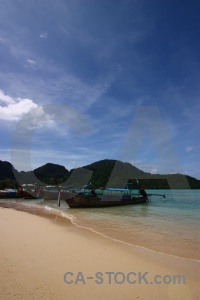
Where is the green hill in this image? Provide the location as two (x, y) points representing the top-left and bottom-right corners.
(81, 160), (199, 189)
(0, 159), (200, 189)
(33, 163), (70, 184)
(82, 159), (146, 188)
(0, 161), (20, 189)
(0, 161), (19, 180)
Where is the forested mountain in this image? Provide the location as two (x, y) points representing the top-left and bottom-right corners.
(0, 161), (18, 180)
(34, 163), (70, 184)
(0, 159), (200, 189)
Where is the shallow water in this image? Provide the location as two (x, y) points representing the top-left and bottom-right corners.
(1, 189), (200, 260)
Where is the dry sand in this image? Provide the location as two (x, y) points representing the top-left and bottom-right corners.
(0, 207), (199, 300)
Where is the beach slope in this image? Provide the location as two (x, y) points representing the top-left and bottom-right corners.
(0, 207), (199, 300)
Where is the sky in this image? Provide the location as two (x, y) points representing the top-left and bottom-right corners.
(0, 0), (200, 179)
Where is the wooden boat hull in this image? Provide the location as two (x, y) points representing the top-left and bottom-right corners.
(66, 194), (147, 208)
(0, 191), (23, 199)
(0, 193), (21, 199)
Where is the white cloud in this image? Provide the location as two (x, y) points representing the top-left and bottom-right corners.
(185, 146), (193, 152)
(150, 168), (158, 174)
(39, 33), (48, 39)
(18, 106), (54, 130)
(0, 90), (38, 121)
(0, 89), (15, 104)
(27, 59), (36, 65)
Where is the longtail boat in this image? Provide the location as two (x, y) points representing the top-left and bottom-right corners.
(65, 187), (148, 208)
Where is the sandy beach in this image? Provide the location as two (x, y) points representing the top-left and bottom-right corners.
(0, 207), (199, 300)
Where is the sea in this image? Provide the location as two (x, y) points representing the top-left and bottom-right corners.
(1, 189), (200, 261)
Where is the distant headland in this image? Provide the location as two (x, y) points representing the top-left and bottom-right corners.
(0, 159), (200, 189)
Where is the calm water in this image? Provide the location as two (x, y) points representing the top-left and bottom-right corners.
(1, 189), (200, 260)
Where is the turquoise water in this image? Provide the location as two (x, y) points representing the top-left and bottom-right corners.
(1, 189), (200, 260)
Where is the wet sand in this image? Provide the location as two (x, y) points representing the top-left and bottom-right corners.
(0, 206), (199, 300)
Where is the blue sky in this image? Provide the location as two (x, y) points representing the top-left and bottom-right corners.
(0, 0), (199, 179)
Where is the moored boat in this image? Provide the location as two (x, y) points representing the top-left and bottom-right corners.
(0, 189), (22, 199)
(43, 186), (60, 200)
(65, 188), (148, 208)
(43, 186), (81, 201)
(21, 184), (43, 199)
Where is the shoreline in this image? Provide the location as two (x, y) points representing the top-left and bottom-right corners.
(0, 200), (199, 262)
(0, 205), (200, 299)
